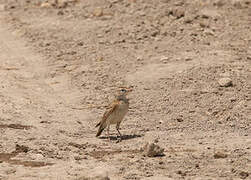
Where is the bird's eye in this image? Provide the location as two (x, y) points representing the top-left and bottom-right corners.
(121, 89), (126, 92)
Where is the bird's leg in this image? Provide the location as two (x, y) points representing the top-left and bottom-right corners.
(116, 123), (122, 138)
(107, 124), (111, 141)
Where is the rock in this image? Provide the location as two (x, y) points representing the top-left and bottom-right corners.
(218, 78), (233, 87)
(56, 0), (68, 8)
(170, 8), (185, 19)
(231, 0), (242, 8)
(5, 168), (16, 175)
(40, 2), (52, 8)
(136, 56), (143, 61)
(176, 170), (187, 176)
(160, 56), (170, 63)
(93, 7), (103, 17)
(176, 117), (183, 122)
(239, 171), (249, 179)
(204, 29), (215, 36)
(213, 0), (226, 7)
(213, 151), (228, 159)
(76, 166), (110, 180)
(200, 9), (220, 20)
(143, 176), (173, 180)
(184, 16), (194, 23)
(199, 20), (210, 28)
(30, 153), (44, 161)
(57, 10), (64, 15)
(15, 144), (29, 153)
(142, 142), (164, 157)
(76, 174), (110, 180)
(185, 57), (192, 61)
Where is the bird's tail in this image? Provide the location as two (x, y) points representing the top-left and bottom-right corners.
(96, 126), (105, 137)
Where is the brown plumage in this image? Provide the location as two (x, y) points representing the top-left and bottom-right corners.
(95, 88), (132, 139)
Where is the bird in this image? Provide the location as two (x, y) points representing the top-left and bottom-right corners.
(95, 87), (132, 140)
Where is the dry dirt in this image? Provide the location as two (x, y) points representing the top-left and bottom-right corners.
(0, 0), (251, 179)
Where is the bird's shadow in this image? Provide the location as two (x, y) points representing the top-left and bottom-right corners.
(99, 134), (142, 141)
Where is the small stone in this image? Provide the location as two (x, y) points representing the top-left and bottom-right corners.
(15, 144), (29, 153)
(160, 56), (169, 61)
(142, 142), (164, 157)
(57, 0), (69, 8)
(76, 175), (110, 180)
(30, 153), (44, 161)
(239, 171), (249, 179)
(176, 118), (183, 122)
(204, 29), (215, 36)
(213, 0), (225, 7)
(185, 57), (192, 61)
(5, 168), (16, 175)
(93, 7), (103, 17)
(40, 2), (52, 8)
(200, 9), (220, 20)
(176, 170), (186, 176)
(76, 166), (111, 180)
(9, 5), (15, 9)
(159, 120), (163, 124)
(231, 0), (242, 8)
(154, 138), (159, 143)
(143, 176), (173, 180)
(170, 8), (185, 19)
(184, 16), (193, 23)
(213, 151), (228, 159)
(137, 56), (143, 61)
(74, 155), (83, 161)
(199, 20), (210, 28)
(218, 78), (233, 87)
(57, 10), (64, 15)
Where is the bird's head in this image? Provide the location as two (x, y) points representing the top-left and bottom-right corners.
(116, 87), (133, 99)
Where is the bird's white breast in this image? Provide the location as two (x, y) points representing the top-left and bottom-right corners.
(108, 101), (129, 124)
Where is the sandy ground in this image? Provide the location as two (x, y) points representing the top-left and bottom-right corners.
(0, 0), (250, 179)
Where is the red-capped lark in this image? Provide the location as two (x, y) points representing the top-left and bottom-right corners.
(95, 88), (132, 139)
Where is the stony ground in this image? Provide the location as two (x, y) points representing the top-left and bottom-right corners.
(0, 0), (250, 179)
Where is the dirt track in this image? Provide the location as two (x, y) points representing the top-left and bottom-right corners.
(0, 0), (250, 179)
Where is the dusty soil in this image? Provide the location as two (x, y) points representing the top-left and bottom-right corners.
(0, 0), (250, 179)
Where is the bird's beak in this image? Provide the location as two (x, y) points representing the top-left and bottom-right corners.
(127, 88), (133, 92)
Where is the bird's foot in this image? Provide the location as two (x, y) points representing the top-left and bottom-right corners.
(115, 135), (122, 143)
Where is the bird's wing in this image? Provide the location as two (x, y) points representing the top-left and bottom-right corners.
(96, 100), (120, 127)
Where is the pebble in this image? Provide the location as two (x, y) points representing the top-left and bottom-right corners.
(200, 9), (220, 20)
(218, 78), (233, 87)
(30, 153), (44, 161)
(93, 7), (103, 17)
(142, 176), (173, 180)
(239, 171), (249, 179)
(204, 29), (215, 36)
(40, 2), (52, 8)
(231, 0), (242, 8)
(213, 151), (228, 159)
(170, 8), (185, 19)
(213, 0), (225, 7)
(199, 20), (210, 28)
(184, 16), (194, 23)
(76, 171), (110, 180)
(142, 142), (164, 157)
